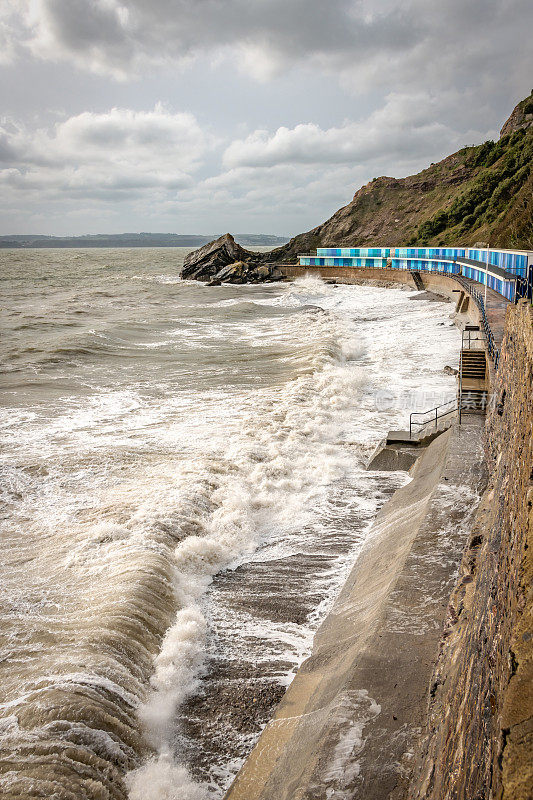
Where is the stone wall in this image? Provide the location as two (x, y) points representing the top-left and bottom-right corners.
(279, 265), (419, 286)
(412, 300), (533, 800)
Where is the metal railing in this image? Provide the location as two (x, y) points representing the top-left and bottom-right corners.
(452, 276), (500, 368)
(409, 399), (457, 439)
(461, 327), (485, 349)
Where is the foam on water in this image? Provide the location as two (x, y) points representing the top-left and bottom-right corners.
(0, 251), (460, 799)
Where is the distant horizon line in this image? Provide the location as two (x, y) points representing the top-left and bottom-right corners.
(0, 231), (292, 249)
(0, 231), (291, 239)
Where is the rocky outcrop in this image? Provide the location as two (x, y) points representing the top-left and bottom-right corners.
(500, 93), (533, 137)
(181, 233), (256, 280)
(181, 233), (285, 284)
(412, 300), (533, 800)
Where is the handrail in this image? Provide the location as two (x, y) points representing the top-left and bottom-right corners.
(409, 399), (457, 438)
(461, 327), (485, 350)
(452, 276), (500, 367)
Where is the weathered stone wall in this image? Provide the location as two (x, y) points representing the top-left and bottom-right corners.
(279, 265), (419, 286)
(412, 300), (533, 800)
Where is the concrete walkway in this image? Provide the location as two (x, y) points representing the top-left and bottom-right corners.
(224, 418), (487, 800)
(459, 277), (508, 348)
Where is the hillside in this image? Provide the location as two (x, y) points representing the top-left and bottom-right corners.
(267, 92), (533, 263)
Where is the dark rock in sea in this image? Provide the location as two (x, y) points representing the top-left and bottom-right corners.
(182, 233), (286, 284)
(181, 233), (255, 281)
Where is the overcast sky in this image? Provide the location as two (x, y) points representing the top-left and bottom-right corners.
(1, 0), (531, 236)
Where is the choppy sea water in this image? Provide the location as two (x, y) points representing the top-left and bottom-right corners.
(0, 247), (459, 799)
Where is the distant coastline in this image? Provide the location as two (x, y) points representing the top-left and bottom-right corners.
(0, 232), (289, 249)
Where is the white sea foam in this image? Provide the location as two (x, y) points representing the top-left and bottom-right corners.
(121, 278), (460, 798)
(126, 753), (207, 800)
(322, 689), (381, 797)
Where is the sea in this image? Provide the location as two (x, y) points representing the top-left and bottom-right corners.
(0, 247), (459, 799)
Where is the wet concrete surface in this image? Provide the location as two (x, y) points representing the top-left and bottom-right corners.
(177, 481), (402, 792)
(224, 418), (486, 800)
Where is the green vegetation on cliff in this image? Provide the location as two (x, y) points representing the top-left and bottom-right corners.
(269, 93), (533, 262)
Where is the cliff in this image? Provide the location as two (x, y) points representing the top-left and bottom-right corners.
(264, 92), (533, 262)
(412, 301), (533, 800)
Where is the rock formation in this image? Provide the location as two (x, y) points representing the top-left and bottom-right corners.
(181, 233), (255, 280)
(500, 92), (533, 137)
(181, 233), (285, 284)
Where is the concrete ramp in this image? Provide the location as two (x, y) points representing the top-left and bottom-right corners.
(224, 419), (485, 800)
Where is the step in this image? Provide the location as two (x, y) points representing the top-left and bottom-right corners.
(459, 392), (489, 413)
(386, 430), (416, 444)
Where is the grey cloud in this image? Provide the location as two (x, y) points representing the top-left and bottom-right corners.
(10, 0), (419, 78)
(7, 0), (528, 101)
(0, 105), (207, 203)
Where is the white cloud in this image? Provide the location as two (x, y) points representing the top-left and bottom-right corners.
(0, 1), (24, 64)
(0, 104), (209, 202)
(222, 92), (488, 170)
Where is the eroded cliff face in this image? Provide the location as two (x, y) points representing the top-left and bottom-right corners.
(413, 301), (533, 800)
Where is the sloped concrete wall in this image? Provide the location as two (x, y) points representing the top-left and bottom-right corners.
(224, 418), (487, 800)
